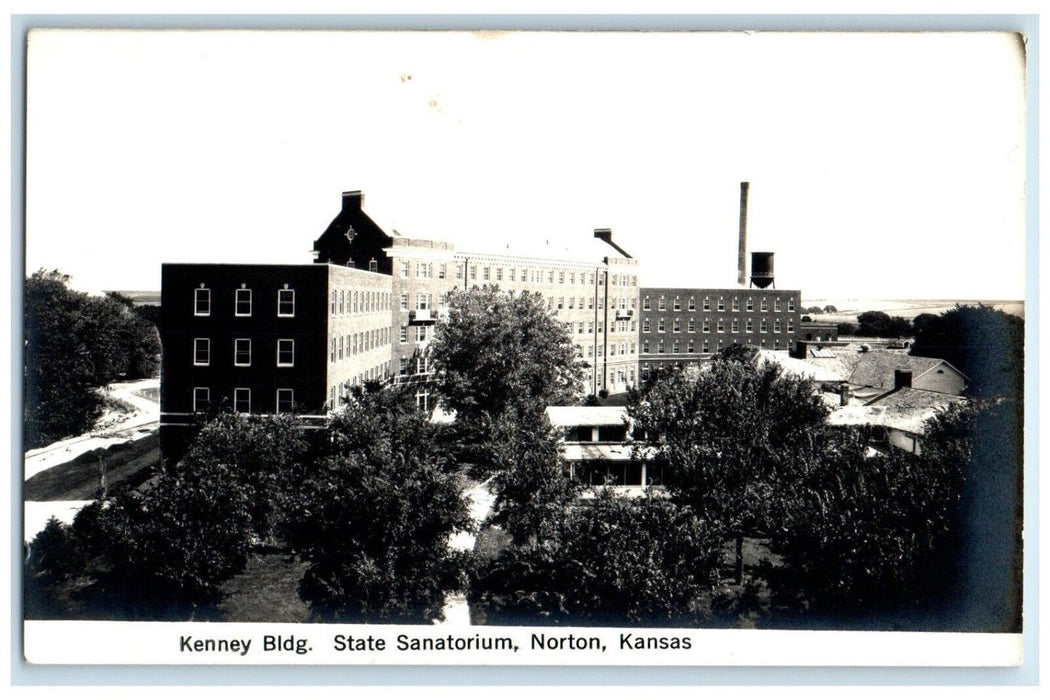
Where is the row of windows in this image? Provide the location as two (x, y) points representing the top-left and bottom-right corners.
(642, 317), (795, 334)
(332, 327), (390, 362)
(446, 264), (638, 288)
(640, 337), (785, 356)
(330, 364), (391, 407)
(331, 288), (390, 316)
(642, 295), (796, 313)
(572, 342), (637, 358)
(193, 338), (294, 367)
(194, 287), (296, 317)
(192, 387), (294, 415)
(399, 356), (430, 375)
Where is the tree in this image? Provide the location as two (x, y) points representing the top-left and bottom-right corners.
(823, 305), (838, 314)
(23, 271), (103, 448)
(179, 412), (310, 544)
(429, 286), (584, 428)
(920, 401), (1023, 631)
(835, 322), (857, 336)
(286, 387), (472, 623)
(768, 426), (963, 627)
(628, 358), (829, 582)
(470, 491), (724, 626)
(910, 305), (1024, 397)
(856, 310), (912, 338)
(483, 407), (580, 544)
(23, 271), (161, 448)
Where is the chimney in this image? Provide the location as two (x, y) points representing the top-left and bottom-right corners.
(840, 383), (852, 406)
(894, 369), (913, 390)
(341, 190), (364, 212)
(594, 228), (633, 259)
(737, 182), (749, 286)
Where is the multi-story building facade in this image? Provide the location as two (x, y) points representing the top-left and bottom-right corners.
(160, 190), (810, 460)
(638, 287), (802, 378)
(312, 191), (641, 397)
(159, 262), (392, 459)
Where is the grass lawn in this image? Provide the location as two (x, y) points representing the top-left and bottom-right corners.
(24, 431), (160, 501)
(218, 549), (312, 623)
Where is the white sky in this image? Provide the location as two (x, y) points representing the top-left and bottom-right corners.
(24, 30), (1027, 300)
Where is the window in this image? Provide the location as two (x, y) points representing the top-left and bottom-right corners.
(787, 319), (795, 333)
(732, 297), (740, 312)
(774, 319), (782, 333)
(788, 298), (796, 312)
(192, 387), (210, 412)
(277, 339), (295, 367)
(234, 388), (251, 414)
(235, 288), (252, 316)
(400, 358), (409, 375)
(717, 319), (725, 333)
(483, 266), (490, 281)
(194, 287), (211, 316)
(331, 291), (337, 314)
(746, 319), (754, 333)
(367, 259), (376, 273)
(400, 293), (409, 311)
(338, 290), (345, 315)
(417, 262), (432, 278)
(400, 261), (410, 277)
(470, 265), (478, 281)
(588, 297), (594, 310)
(673, 318), (681, 333)
(578, 321), (585, 334)
(672, 340), (680, 354)
(760, 298), (769, 312)
(568, 297), (575, 310)
(687, 339), (695, 353)
(234, 338), (251, 366)
(760, 319), (768, 333)
(732, 320), (739, 333)
(276, 389), (294, 414)
(702, 339), (710, 353)
(747, 298), (754, 312)
(774, 298), (782, 312)
(673, 296), (681, 311)
(193, 338), (210, 366)
(658, 296), (666, 311)
(703, 296), (711, 311)
(688, 296), (696, 311)
(657, 340), (665, 354)
(416, 325), (428, 342)
(702, 319), (711, 333)
(717, 297), (725, 312)
(658, 319), (666, 333)
(278, 289), (295, 317)
(400, 326), (408, 343)
(559, 271), (565, 284)
(416, 293), (431, 310)
(774, 339), (781, 351)
(558, 297), (564, 310)
(416, 355), (428, 374)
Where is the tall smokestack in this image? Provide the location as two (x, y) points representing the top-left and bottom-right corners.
(737, 182), (749, 286)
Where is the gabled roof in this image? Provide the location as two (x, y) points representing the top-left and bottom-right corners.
(848, 350), (964, 390)
(828, 388), (966, 434)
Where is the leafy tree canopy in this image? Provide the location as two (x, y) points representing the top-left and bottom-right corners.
(471, 491), (724, 626)
(910, 305), (1023, 398)
(286, 387), (472, 623)
(429, 286), (584, 427)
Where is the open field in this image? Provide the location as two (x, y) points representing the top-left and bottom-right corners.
(803, 298), (1024, 324)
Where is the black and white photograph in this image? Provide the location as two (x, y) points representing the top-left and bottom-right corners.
(17, 25), (1029, 671)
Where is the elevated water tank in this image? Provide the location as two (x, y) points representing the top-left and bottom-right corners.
(750, 252), (775, 288)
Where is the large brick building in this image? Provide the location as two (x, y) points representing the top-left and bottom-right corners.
(312, 191), (641, 398)
(159, 262), (393, 457)
(160, 188), (810, 459)
(637, 287), (802, 378)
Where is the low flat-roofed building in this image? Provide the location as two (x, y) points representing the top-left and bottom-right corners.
(545, 405), (660, 490)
